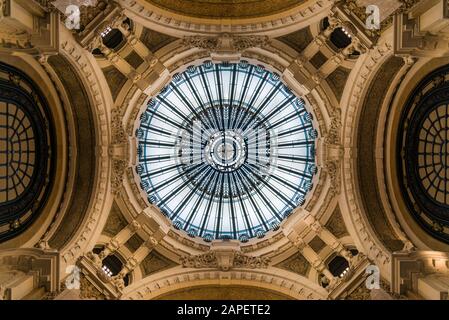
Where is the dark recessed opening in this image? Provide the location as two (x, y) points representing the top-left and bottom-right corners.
(330, 28), (352, 49)
(122, 18), (132, 31)
(321, 17), (329, 31)
(102, 254), (123, 276)
(102, 29), (124, 50)
(93, 246), (104, 254)
(92, 48), (103, 56)
(328, 255), (349, 277)
(349, 50), (361, 59)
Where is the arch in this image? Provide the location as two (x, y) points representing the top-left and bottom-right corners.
(121, 0), (333, 37)
(0, 55), (68, 250)
(384, 56), (449, 251)
(121, 268), (328, 300)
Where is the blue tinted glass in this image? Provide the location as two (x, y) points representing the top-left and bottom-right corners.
(137, 61), (316, 241)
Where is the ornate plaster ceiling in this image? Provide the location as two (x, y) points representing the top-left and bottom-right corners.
(144, 0), (305, 19)
(154, 285), (294, 300)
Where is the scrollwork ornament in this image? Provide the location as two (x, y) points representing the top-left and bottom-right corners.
(325, 108), (342, 145)
(111, 159), (127, 195)
(111, 108), (128, 145)
(232, 35), (270, 51)
(110, 275), (125, 292)
(180, 251), (270, 270)
(324, 159), (341, 196)
(79, 274), (106, 300)
(233, 252), (270, 269)
(180, 251), (218, 269)
(182, 36), (219, 50)
(182, 34), (270, 53)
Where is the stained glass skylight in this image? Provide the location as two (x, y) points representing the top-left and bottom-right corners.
(136, 61), (317, 242)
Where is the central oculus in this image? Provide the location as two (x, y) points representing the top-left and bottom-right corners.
(204, 130), (246, 172)
(136, 61), (316, 242)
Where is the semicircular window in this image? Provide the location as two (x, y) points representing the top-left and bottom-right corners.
(136, 61), (317, 242)
(0, 63), (54, 242)
(399, 64), (449, 243)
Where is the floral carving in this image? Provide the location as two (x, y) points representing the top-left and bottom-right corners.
(233, 252), (270, 269)
(79, 274), (105, 300)
(180, 251), (270, 271)
(324, 159), (341, 196)
(110, 275), (125, 292)
(182, 36), (219, 50)
(325, 108), (342, 146)
(111, 108), (128, 145)
(111, 159), (127, 195)
(182, 34), (270, 52)
(232, 36), (270, 51)
(180, 251), (218, 269)
(110, 107), (129, 194)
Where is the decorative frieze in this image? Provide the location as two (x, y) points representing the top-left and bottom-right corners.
(324, 159), (341, 196)
(182, 34), (270, 53)
(111, 159), (127, 195)
(180, 251), (270, 271)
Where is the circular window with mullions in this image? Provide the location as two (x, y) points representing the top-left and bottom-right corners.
(399, 64), (449, 243)
(136, 61), (317, 242)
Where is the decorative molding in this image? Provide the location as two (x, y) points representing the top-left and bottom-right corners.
(110, 107), (130, 195)
(341, 41), (394, 274)
(79, 273), (106, 300)
(180, 251), (217, 269)
(119, 0), (333, 37)
(111, 107), (128, 145)
(391, 250), (449, 296)
(324, 159), (341, 197)
(180, 251), (270, 271)
(182, 34), (270, 53)
(393, 1), (449, 57)
(122, 268), (327, 300)
(0, 0), (59, 54)
(111, 159), (127, 195)
(325, 108), (342, 146)
(0, 248), (60, 298)
(57, 28), (112, 267)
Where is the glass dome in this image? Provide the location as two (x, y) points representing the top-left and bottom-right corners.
(136, 61), (317, 242)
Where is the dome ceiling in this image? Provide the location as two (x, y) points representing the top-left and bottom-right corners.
(144, 0), (305, 19)
(136, 61), (316, 242)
